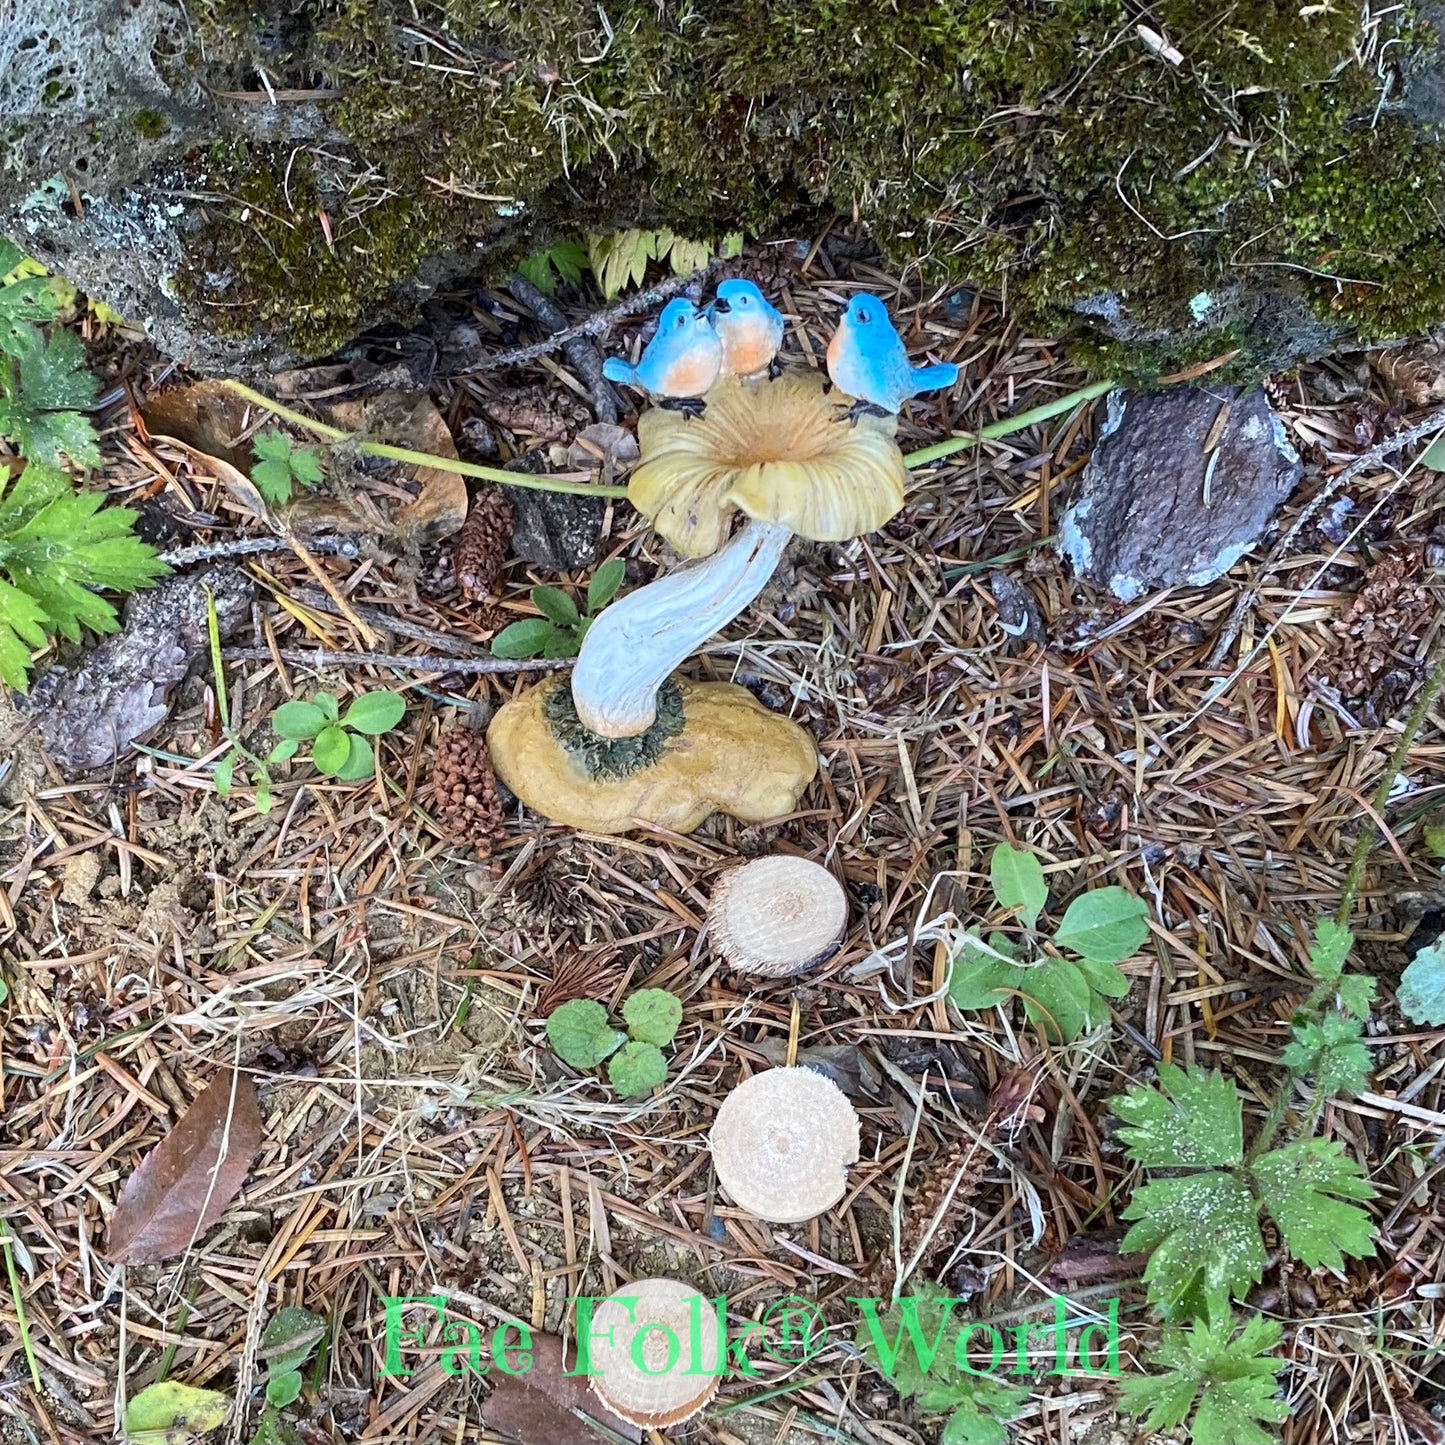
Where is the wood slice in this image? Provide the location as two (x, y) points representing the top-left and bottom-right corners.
(707, 856), (847, 976)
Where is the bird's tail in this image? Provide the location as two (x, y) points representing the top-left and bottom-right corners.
(909, 362), (960, 396)
(602, 357), (637, 386)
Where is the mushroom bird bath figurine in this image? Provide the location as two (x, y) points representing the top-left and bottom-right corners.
(487, 288), (923, 836)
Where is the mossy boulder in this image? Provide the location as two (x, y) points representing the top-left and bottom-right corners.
(5, 0), (1443, 372)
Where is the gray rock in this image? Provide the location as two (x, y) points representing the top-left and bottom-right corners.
(1059, 386), (1302, 602)
(504, 484), (605, 573)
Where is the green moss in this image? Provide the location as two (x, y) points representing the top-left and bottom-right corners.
(543, 678), (685, 780)
(181, 0), (1444, 366)
(131, 110), (169, 139)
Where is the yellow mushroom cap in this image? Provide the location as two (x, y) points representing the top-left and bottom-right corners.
(587, 1277), (722, 1427)
(710, 1066), (861, 1223)
(629, 371), (909, 558)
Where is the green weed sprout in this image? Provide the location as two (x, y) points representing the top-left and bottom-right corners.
(545, 987), (683, 1097)
(491, 558), (624, 660)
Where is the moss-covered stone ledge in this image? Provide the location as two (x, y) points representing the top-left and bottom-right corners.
(5, 0), (1443, 373)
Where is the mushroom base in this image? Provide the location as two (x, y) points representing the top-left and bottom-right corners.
(487, 677), (817, 835)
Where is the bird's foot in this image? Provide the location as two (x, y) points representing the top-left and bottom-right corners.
(832, 399), (894, 426)
(658, 396), (707, 419)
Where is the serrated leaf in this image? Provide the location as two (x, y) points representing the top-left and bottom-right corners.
(122, 1380), (231, 1442)
(1336, 973), (1376, 1019)
(272, 701), (327, 740)
(586, 557), (625, 614)
(988, 843), (1047, 927)
(251, 458), (294, 506)
(1280, 1012), (1371, 1097)
(1307, 919), (1353, 980)
(0, 393), (100, 468)
(491, 616), (556, 659)
(608, 1040), (668, 1096)
(541, 625), (581, 659)
(1054, 886), (1149, 963)
(336, 732), (376, 782)
(1121, 1171), (1265, 1313)
(622, 988), (682, 1046)
(1112, 1063), (1244, 1169)
(531, 584), (581, 628)
(941, 1402), (1010, 1445)
(311, 725), (351, 776)
(588, 229), (656, 299)
(342, 690), (405, 735)
(1397, 941), (1444, 1025)
(1120, 1305), (1285, 1445)
(516, 251), (558, 295)
(1020, 956), (1090, 1042)
(1252, 1139), (1375, 1271)
(545, 999), (626, 1068)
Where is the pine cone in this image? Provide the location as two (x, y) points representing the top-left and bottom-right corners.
(431, 725), (506, 851)
(453, 486), (514, 602)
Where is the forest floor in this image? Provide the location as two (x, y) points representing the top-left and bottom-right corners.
(0, 235), (1442, 1445)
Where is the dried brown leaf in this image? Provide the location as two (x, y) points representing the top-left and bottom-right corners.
(105, 1068), (263, 1263)
(478, 1332), (641, 1445)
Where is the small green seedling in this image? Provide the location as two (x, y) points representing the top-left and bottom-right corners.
(1398, 940), (1444, 1026)
(1111, 1062), (1375, 1317)
(947, 843), (1149, 1042)
(1120, 1293), (1287, 1445)
(855, 1288), (1026, 1445)
(516, 239), (589, 295)
(545, 987), (683, 1098)
(269, 689), (406, 782)
(250, 430), (324, 507)
(251, 1305), (327, 1445)
(491, 559), (624, 660)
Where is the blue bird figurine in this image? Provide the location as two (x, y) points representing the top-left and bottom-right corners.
(826, 293), (959, 421)
(603, 298), (722, 415)
(707, 278), (785, 378)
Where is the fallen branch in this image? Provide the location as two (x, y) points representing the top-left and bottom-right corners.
(223, 646), (570, 675)
(1208, 405), (1445, 665)
(221, 380), (629, 499)
(452, 265), (717, 376)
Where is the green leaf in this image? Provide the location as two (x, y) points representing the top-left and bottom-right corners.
(1251, 1139), (1376, 1271)
(314, 691), (339, 721)
(988, 843), (1047, 928)
(1120, 1304), (1286, 1445)
(272, 701), (327, 740)
(122, 1380), (230, 1442)
(0, 326), (100, 467)
(941, 1402), (1011, 1445)
(622, 988), (682, 1046)
(251, 458), (294, 506)
(311, 725), (351, 776)
(491, 617), (556, 659)
(0, 464), (165, 688)
(607, 1040), (668, 1097)
(1307, 919), (1353, 980)
(1121, 1171), (1265, 1313)
(1071, 951), (1130, 998)
(1421, 431), (1445, 472)
(586, 557), (625, 614)
(546, 999), (626, 1068)
(341, 690), (406, 735)
(336, 732), (376, 782)
(265, 1372), (303, 1410)
(1424, 822), (1445, 858)
(947, 932), (1024, 1009)
(541, 625), (581, 659)
(531, 584), (581, 628)
(254, 780), (273, 814)
(1054, 886), (1149, 963)
(1112, 1064), (1245, 1169)
(214, 753), (236, 795)
(587, 229), (658, 298)
(1398, 941), (1444, 1025)
(1336, 973), (1376, 1020)
(250, 430), (323, 505)
(261, 1306), (327, 1379)
(267, 738), (299, 763)
(1020, 956), (1091, 1043)
(1280, 1012), (1371, 1097)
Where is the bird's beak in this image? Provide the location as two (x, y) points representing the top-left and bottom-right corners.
(711, 296), (731, 314)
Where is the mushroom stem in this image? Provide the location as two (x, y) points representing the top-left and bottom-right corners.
(571, 518), (792, 738)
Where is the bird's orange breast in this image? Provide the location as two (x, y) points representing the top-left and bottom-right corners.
(720, 316), (778, 376)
